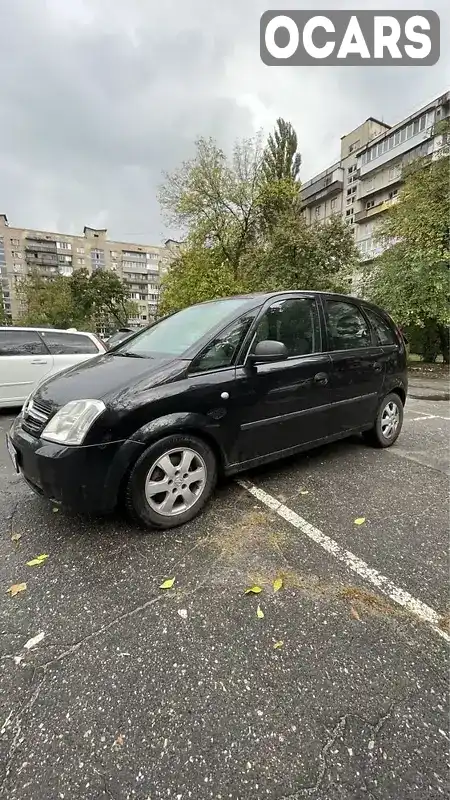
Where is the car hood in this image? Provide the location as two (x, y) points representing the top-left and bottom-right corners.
(34, 352), (188, 409)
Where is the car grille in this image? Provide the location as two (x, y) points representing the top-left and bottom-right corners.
(21, 398), (53, 438)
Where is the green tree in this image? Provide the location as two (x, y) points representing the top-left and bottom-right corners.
(0, 283), (8, 324)
(242, 212), (356, 295)
(159, 135), (265, 276)
(262, 118), (302, 183)
(159, 245), (243, 316)
(364, 125), (450, 361)
(71, 268), (137, 331)
(158, 124), (358, 315)
(17, 271), (75, 328)
(17, 268), (138, 332)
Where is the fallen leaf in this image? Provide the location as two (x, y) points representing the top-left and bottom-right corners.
(273, 577), (283, 593)
(52, 507), (59, 513)
(245, 585), (262, 595)
(273, 641), (284, 649)
(26, 554), (49, 567)
(256, 605), (264, 619)
(350, 606), (362, 621)
(177, 609), (188, 619)
(23, 631), (45, 650)
(11, 533), (22, 543)
(114, 734), (124, 747)
(300, 490), (309, 495)
(159, 578), (175, 589)
(354, 517), (366, 526)
(6, 582), (27, 597)
(14, 655), (24, 666)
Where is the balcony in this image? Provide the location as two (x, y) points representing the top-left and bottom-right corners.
(25, 238), (57, 254)
(301, 170), (344, 206)
(26, 254), (59, 267)
(358, 174), (403, 199)
(355, 196), (398, 223)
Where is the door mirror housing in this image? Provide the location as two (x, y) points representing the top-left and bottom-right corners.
(248, 340), (289, 364)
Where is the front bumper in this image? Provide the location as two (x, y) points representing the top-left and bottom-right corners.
(7, 416), (145, 514)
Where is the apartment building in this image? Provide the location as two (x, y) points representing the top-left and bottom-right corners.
(301, 91), (449, 266)
(0, 218), (172, 325)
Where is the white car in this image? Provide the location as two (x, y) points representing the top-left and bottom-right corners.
(0, 326), (106, 409)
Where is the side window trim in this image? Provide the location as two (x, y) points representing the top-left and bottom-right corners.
(324, 298), (374, 353)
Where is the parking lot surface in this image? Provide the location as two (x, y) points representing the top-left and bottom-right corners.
(1, 397), (449, 800)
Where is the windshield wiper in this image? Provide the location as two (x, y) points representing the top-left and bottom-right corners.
(115, 351), (148, 359)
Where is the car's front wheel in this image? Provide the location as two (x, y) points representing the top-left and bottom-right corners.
(363, 392), (404, 448)
(125, 434), (217, 530)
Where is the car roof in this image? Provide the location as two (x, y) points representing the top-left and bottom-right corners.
(0, 326), (95, 335)
(192, 290), (367, 305)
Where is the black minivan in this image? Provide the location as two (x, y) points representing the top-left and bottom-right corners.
(7, 291), (407, 530)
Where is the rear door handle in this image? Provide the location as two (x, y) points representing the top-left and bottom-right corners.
(373, 363), (382, 372)
(314, 372), (328, 385)
(31, 359), (48, 365)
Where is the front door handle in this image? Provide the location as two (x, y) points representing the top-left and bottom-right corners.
(314, 372), (328, 386)
(373, 362), (382, 372)
(31, 359), (48, 365)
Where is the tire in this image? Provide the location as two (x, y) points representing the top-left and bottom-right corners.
(125, 434), (217, 530)
(363, 392), (404, 448)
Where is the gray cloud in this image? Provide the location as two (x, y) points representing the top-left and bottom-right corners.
(0, 0), (448, 243)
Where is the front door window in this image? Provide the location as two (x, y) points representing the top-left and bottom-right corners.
(249, 297), (322, 357)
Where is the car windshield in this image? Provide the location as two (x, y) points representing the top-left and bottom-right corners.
(115, 298), (255, 357)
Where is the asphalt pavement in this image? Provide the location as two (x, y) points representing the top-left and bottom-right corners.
(1, 396), (449, 800)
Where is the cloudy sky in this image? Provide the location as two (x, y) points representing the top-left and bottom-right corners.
(0, 0), (448, 244)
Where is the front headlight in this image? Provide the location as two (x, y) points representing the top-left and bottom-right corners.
(41, 399), (106, 445)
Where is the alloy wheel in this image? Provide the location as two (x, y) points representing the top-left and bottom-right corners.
(381, 400), (400, 439)
(144, 448), (207, 516)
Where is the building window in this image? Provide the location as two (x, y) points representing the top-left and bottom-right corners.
(366, 200), (375, 210)
(57, 241), (71, 250)
(345, 209), (353, 217)
(77, 247), (84, 254)
(10, 238), (20, 246)
(11, 251), (22, 258)
(315, 206), (321, 216)
(78, 258), (85, 265)
(331, 199), (337, 210)
(111, 251), (118, 258)
(389, 190), (398, 200)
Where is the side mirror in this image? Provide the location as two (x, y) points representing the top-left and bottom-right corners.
(248, 340), (288, 364)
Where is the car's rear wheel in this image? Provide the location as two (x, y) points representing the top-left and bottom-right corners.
(363, 392), (404, 448)
(125, 434), (217, 530)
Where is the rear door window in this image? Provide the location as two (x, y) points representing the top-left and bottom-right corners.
(39, 331), (99, 355)
(0, 330), (48, 356)
(325, 300), (372, 350)
(364, 308), (397, 346)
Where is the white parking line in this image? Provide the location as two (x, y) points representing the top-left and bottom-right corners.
(238, 479), (450, 644)
(406, 412), (450, 422)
